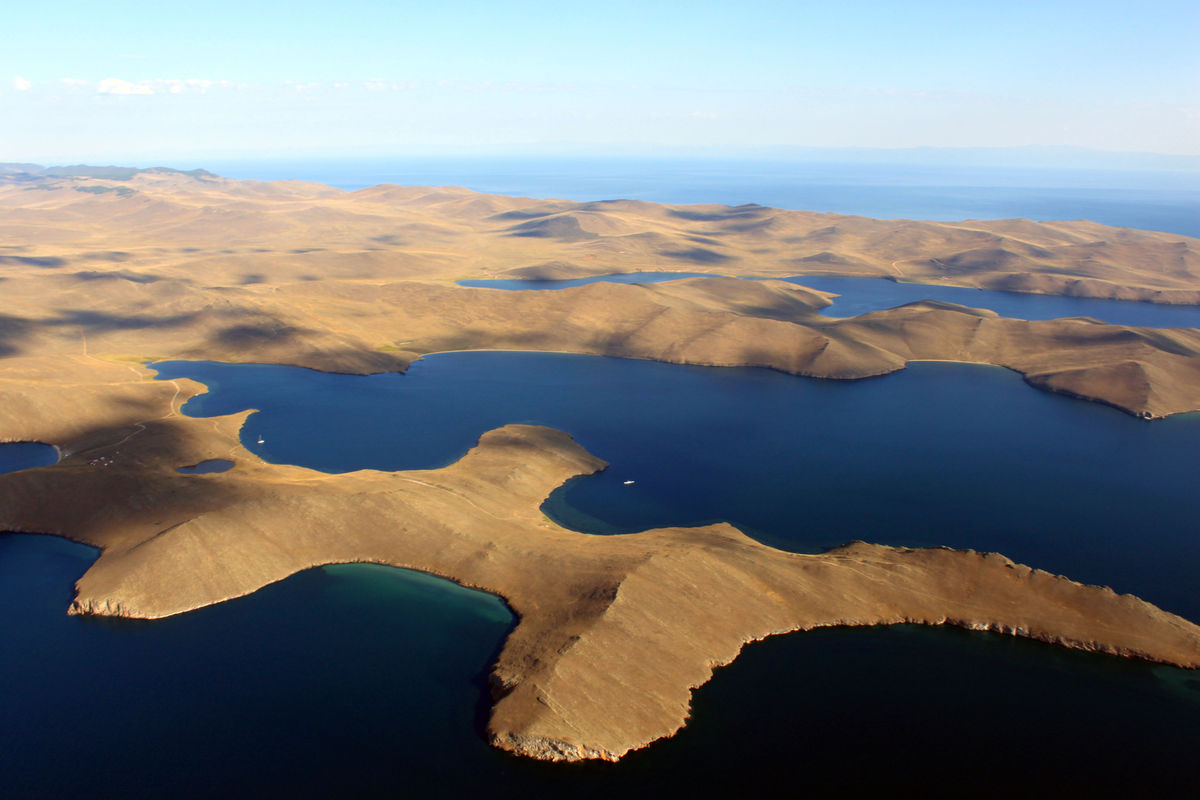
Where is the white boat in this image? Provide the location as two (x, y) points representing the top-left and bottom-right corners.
(623, 480), (635, 485)
(257, 436), (265, 444)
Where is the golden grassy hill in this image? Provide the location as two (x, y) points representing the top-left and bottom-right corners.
(1, 170), (1199, 417)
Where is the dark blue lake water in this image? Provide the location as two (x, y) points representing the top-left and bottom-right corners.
(4, 354), (1199, 796)
(208, 157), (1200, 238)
(2, 530), (1196, 797)
(460, 273), (1200, 329)
(0, 441), (57, 474)
(152, 354), (1200, 621)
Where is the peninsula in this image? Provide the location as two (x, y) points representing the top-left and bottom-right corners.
(2, 166), (1199, 760)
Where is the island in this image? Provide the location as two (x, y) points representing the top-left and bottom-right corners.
(1, 166), (1199, 761)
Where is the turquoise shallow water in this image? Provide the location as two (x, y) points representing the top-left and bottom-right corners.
(2, 532), (1197, 796)
(0, 534), (517, 798)
(460, 272), (1200, 329)
(3, 353), (1199, 796)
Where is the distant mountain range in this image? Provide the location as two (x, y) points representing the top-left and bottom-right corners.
(452, 144), (1200, 172)
(0, 163), (218, 181)
(4, 145), (1199, 181)
(751, 145), (1200, 172)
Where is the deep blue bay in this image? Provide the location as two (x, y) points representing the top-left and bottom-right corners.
(154, 353), (1200, 621)
(3, 352), (1199, 795)
(784, 275), (1200, 327)
(0, 441), (58, 474)
(461, 272), (1200, 329)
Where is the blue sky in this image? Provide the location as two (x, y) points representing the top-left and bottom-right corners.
(2, 0), (1197, 161)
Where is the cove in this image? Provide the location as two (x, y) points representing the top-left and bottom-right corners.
(6, 351), (1200, 795)
(458, 272), (1200, 329)
(3, 533), (1197, 797)
(0, 533), (515, 798)
(152, 352), (1200, 622)
(0, 441), (58, 474)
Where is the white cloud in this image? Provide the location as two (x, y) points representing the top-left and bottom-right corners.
(12, 76), (31, 91)
(97, 77), (153, 95)
(89, 77), (245, 96)
(363, 79), (415, 92)
(285, 80), (321, 90)
(161, 78), (206, 93)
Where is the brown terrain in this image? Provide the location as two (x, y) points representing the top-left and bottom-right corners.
(2, 169), (1199, 416)
(2, 167), (1199, 760)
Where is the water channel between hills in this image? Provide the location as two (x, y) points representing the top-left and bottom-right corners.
(3, 349), (1199, 796)
(153, 352), (1200, 622)
(458, 272), (1200, 329)
(0, 441), (58, 473)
